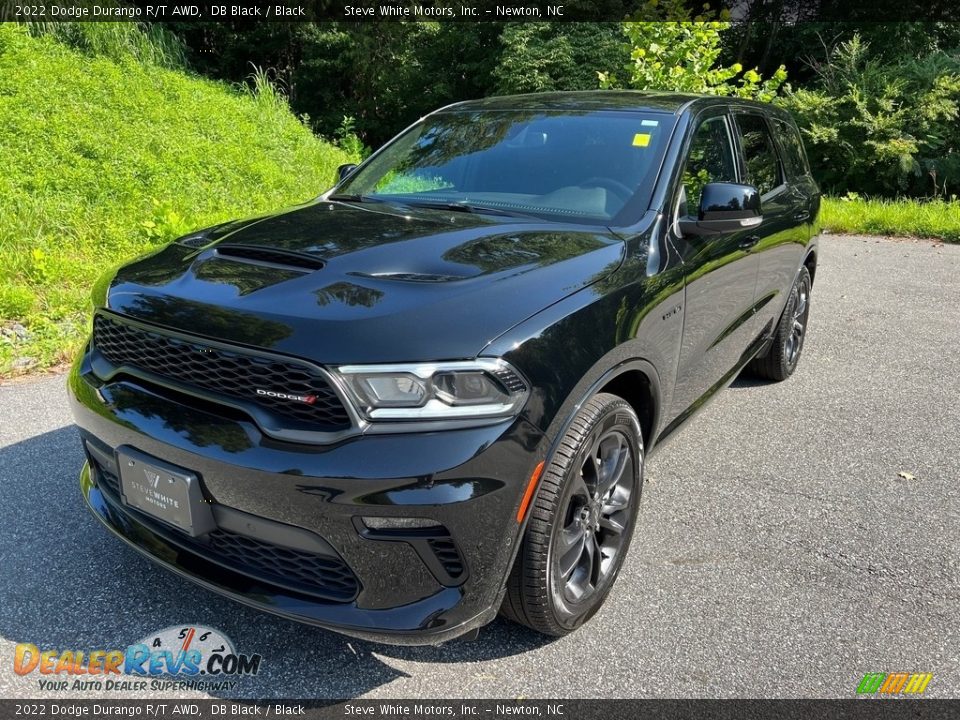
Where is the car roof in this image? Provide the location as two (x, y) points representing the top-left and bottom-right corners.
(434, 90), (789, 119)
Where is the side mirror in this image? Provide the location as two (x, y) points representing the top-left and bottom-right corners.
(678, 182), (762, 237)
(337, 163), (358, 182)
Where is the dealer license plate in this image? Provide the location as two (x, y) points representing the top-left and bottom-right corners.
(117, 446), (212, 536)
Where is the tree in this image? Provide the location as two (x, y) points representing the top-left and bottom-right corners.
(598, 0), (787, 102)
(493, 23), (627, 95)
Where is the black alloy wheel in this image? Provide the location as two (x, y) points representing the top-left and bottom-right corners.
(749, 265), (813, 381)
(501, 393), (643, 636)
(553, 426), (634, 607)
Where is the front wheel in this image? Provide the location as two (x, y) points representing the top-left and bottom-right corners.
(501, 393), (643, 636)
(749, 265), (812, 381)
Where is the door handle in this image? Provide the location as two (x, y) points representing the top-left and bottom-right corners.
(793, 210), (810, 222)
(739, 235), (760, 249)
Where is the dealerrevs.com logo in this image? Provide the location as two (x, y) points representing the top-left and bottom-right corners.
(14, 625), (262, 693)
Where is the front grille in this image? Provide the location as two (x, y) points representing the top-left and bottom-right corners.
(93, 462), (359, 602)
(92, 314), (351, 430)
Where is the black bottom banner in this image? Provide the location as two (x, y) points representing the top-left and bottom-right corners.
(3, 699), (959, 720)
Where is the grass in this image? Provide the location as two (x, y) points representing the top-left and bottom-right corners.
(22, 18), (187, 69)
(821, 196), (960, 243)
(0, 24), (355, 376)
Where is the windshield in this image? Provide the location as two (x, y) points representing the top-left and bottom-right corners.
(335, 109), (672, 224)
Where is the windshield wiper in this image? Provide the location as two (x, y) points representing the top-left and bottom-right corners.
(328, 194), (419, 213)
(330, 195), (537, 219)
(404, 200), (537, 219)
(327, 193), (387, 203)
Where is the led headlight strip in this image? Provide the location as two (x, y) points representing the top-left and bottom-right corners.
(334, 359), (529, 421)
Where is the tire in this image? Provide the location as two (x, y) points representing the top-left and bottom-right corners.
(748, 266), (812, 382)
(501, 393), (643, 636)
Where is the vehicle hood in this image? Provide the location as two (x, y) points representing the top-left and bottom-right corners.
(103, 200), (625, 363)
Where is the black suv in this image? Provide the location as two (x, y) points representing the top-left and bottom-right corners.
(69, 91), (819, 644)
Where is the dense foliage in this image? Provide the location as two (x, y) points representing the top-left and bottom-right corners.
(169, 20), (960, 201)
(780, 35), (960, 197)
(598, 1), (787, 101)
(493, 23), (625, 94)
(171, 22), (635, 147)
(0, 23), (353, 374)
(171, 22), (505, 148)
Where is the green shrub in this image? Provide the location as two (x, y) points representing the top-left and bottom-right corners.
(333, 115), (371, 159)
(0, 285), (36, 318)
(0, 24), (355, 375)
(779, 35), (960, 197)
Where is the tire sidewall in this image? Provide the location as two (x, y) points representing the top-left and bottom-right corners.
(775, 266), (812, 377)
(543, 400), (644, 632)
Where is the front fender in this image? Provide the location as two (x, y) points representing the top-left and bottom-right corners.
(483, 253), (685, 446)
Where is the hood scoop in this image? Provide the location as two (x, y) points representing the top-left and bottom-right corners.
(215, 244), (326, 272)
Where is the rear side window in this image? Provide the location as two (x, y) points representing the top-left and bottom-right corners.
(681, 116), (737, 213)
(735, 114), (783, 196)
(772, 118), (810, 179)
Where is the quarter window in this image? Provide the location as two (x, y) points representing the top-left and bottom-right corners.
(681, 116), (737, 214)
(772, 118), (809, 179)
(736, 114), (782, 195)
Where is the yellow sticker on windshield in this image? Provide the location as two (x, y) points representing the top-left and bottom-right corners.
(632, 133), (651, 147)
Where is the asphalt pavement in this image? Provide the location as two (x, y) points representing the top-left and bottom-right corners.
(1, 234), (958, 699)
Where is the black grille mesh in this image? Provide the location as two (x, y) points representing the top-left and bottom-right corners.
(92, 314), (351, 429)
(94, 463), (358, 602)
(207, 529), (358, 601)
(427, 537), (465, 580)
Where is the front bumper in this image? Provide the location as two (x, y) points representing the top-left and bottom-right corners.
(68, 349), (547, 645)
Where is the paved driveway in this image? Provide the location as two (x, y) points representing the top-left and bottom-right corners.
(1, 235), (958, 699)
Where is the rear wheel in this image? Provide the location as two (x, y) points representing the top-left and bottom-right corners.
(501, 393), (643, 636)
(749, 266), (812, 381)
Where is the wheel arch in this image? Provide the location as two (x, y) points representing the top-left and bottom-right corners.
(543, 358), (662, 464)
(803, 248), (817, 286)
(597, 369), (657, 452)
(513, 358), (661, 540)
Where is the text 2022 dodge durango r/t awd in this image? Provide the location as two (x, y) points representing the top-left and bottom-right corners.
(69, 91), (819, 644)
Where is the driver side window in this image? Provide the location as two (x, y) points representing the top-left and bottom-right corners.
(681, 116), (737, 215)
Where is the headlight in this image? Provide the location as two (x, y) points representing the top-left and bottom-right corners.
(335, 359), (529, 422)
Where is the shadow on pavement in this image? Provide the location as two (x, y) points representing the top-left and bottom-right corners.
(728, 374), (772, 390)
(0, 426), (550, 699)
